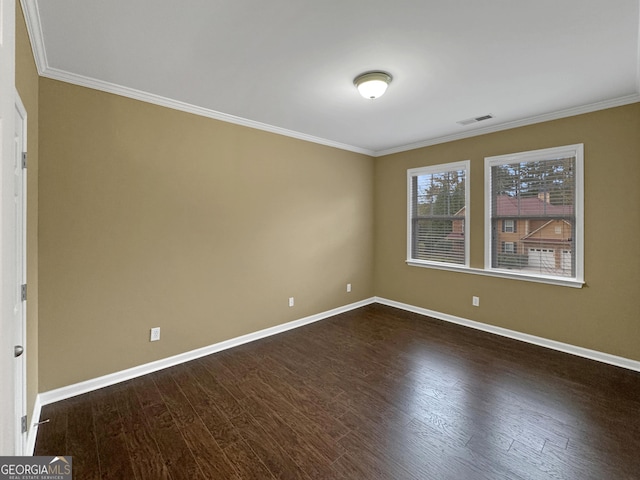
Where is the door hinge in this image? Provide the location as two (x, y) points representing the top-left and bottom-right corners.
(21, 284), (27, 302)
(21, 415), (27, 434)
(22, 152), (27, 169)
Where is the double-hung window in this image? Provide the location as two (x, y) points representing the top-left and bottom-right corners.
(503, 220), (516, 233)
(485, 144), (583, 284)
(503, 241), (516, 254)
(407, 161), (470, 268)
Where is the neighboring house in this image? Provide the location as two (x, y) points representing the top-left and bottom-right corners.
(494, 193), (573, 273)
(449, 195), (574, 272)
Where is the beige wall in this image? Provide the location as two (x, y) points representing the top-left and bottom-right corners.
(38, 79), (375, 390)
(375, 103), (640, 361)
(33, 57), (640, 391)
(15, 1), (39, 423)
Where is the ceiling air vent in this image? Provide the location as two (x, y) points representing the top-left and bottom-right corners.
(457, 114), (494, 126)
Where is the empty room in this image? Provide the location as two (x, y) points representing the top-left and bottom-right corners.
(2, 0), (640, 479)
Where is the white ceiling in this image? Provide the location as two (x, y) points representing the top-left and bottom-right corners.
(23, 0), (640, 156)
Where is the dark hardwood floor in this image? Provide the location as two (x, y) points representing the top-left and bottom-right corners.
(35, 304), (640, 479)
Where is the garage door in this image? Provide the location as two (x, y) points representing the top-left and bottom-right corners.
(528, 248), (555, 270)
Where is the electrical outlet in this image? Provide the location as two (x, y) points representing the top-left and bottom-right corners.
(288, 297), (295, 307)
(347, 283), (352, 293)
(472, 296), (480, 307)
(150, 327), (161, 342)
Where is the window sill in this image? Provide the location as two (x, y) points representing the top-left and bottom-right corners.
(406, 260), (584, 288)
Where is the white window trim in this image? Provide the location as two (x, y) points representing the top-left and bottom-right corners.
(407, 160), (470, 269)
(484, 143), (584, 286)
(404, 262), (584, 288)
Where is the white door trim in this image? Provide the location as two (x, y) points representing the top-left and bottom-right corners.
(0, 0), (17, 456)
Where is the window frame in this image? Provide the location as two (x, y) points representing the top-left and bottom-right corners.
(484, 144), (584, 286)
(406, 160), (470, 269)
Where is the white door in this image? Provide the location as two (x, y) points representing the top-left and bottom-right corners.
(13, 96), (27, 456)
(0, 0), (18, 456)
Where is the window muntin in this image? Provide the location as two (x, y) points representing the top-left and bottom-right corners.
(407, 161), (470, 267)
(485, 144), (583, 282)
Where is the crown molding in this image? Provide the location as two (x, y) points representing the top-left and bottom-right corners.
(374, 93), (640, 157)
(41, 67), (376, 156)
(40, 64), (640, 159)
(20, 0), (375, 156)
(20, 0), (47, 75)
(37, 65), (640, 160)
(19, 0), (640, 159)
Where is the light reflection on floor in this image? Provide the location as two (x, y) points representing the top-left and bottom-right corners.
(391, 337), (609, 479)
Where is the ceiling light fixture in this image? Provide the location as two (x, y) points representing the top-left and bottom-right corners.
(354, 71), (392, 99)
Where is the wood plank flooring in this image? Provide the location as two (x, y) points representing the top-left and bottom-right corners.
(34, 304), (640, 479)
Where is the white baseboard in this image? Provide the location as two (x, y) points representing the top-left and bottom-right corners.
(26, 394), (42, 455)
(37, 294), (639, 412)
(39, 297), (376, 406)
(375, 297), (640, 373)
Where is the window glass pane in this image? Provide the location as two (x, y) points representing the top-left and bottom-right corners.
(490, 154), (576, 278)
(409, 164), (467, 265)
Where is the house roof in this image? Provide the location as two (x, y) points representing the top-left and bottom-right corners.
(495, 195), (573, 217)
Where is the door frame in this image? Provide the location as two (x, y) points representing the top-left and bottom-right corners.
(0, 0), (17, 456)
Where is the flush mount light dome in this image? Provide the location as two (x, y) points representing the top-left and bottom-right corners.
(354, 71), (392, 99)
